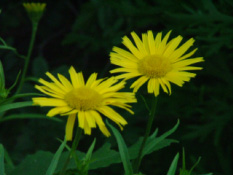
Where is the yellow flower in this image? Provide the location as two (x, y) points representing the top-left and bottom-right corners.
(32, 67), (136, 140)
(110, 30), (204, 96)
(23, 3), (46, 23)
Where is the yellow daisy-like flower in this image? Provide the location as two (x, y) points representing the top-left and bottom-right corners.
(32, 67), (136, 141)
(110, 30), (204, 96)
(23, 3), (46, 23)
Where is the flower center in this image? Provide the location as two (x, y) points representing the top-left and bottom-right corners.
(64, 87), (103, 111)
(137, 55), (172, 78)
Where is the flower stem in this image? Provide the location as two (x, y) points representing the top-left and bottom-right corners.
(15, 21), (38, 94)
(133, 96), (158, 173)
(60, 127), (82, 175)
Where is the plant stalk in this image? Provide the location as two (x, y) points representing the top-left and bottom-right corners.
(133, 96), (158, 173)
(60, 127), (82, 175)
(16, 21), (38, 94)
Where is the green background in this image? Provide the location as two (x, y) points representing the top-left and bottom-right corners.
(0, 0), (233, 174)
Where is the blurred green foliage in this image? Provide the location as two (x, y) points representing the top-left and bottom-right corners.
(0, 0), (233, 174)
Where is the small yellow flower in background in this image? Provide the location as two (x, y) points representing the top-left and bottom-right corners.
(32, 67), (136, 141)
(110, 30), (204, 96)
(23, 3), (46, 23)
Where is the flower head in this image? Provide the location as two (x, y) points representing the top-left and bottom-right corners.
(23, 3), (46, 23)
(32, 67), (136, 140)
(110, 30), (204, 96)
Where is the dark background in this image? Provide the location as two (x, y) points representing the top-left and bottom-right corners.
(0, 0), (233, 174)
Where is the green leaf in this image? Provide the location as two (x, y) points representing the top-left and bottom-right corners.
(167, 153), (179, 175)
(0, 101), (32, 113)
(143, 120), (179, 156)
(128, 120), (179, 159)
(0, 60), (5, 91)
(55, 150), (85, 173)
(89, 143), (121, 170)
(8, 151), (53, 175)
(0, 113), (62, 123)
(81, 139), (96, 173)
(108, 122), (133, 175)
(84, 138), (96, 162)
(46, 138), (67, 175)
(0, 144), (5, 175)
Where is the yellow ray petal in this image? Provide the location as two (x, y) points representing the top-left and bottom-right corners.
(83, 117), (91, 135)
(86, 73), (98, 87)
(157, 30), (172, 54)
(47, 106), (73, 117)
(78, 111), (85, 128)
(122, 36), (144, 59)
(85, 111), (96, 128)
(38, 79), (65, 95)
(97, 106), (127, 125)
(175, 48), (198, 62)
(130, 76), (149, 92)
(69, 66), (80, 88)
(142, 33), (150, 54)
(65, 114), (76, 141)
(154, 32), (162, 51)
(163, 35), (183, 57)
(158, 78), (168, 94)
(57, 73), (73, 90)
(45, 72), (67, 92)
(147, 30), (156, 55)
(153, 79), (160, 96)
(35, 85), (63, 99)
(91, 110), (111, 137)
(131, 31), (147, 56)
(169, 38), (195, 61)
(112, 47), (138, 62)
(32, 97), (67, 106)
(173, 57), (204, 67)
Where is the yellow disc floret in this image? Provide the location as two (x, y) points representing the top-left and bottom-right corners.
(64, 87), (103, 111)
(138, 55), (172, 78)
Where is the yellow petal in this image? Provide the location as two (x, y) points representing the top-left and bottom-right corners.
(86, 73), (98, 87)
(78, 111), (85, 128)
(32, 97), (67, 106)
(131, 31), (147, 56)
(169, 38), (195, 61)
(147, 30), (156, 55)
(47, 106), (72, 117)
(85, 111), (96, 128)
(122, 36), (144, 59)
(66, 114), (76, 141)
(97, 106), (127, 125)
(57, 73), (73, 90)
(163, 35), (183, 57)
(130, 76), (149, 92)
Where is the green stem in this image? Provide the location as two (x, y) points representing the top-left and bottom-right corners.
(133, 96), (158, 173)
(60, 127), (82, 175)
(16, 21), (38, 94)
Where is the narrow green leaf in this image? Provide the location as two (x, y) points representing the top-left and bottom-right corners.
(0, 101), (32, 113)
(82, 139), (96, 173)
(0, 60), (5, 90)
(46, 138), (67, 175)
(0, 45), (16, 51)
(84, 139), (96, 162)
(189, 157), (201, 174)
(143, 120), (179, 156)
(0, 113), (62, 123)
(0, 144), (5, 175)
(8, 70), (21, 92)
(108, 122), (133, 175)
(167, 153), (179, 175)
